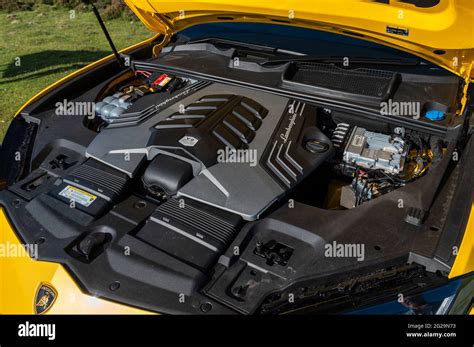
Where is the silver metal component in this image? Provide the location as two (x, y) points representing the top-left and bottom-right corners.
(87, 83), (288, 221)
(108, 107), (126, 119)
(96, 94), (134, 122)
(110, 99), (122, 107)
(94, 101), (107, 114)
(103, 96), (116, 103)
(100, 104), (116, 117)
(342, 126), (408, 174)
(331, 123), (350, 148)
(179, 135), (199, 147)
(340, 185), (357, 209)
(393, 127), (406, 137)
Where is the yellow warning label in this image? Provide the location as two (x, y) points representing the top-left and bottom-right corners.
(58, 185), (97, 207)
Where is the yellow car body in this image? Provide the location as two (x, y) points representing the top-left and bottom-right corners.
(1, 0), (473, 314)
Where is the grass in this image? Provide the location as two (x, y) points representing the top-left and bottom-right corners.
(0, 4), (153, 141)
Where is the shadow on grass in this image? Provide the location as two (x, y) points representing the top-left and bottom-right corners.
(0, 49), (109, 81)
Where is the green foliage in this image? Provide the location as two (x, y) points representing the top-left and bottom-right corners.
(0, 4), (152, 140)
(52, 0), (82, 9)
(100, 0), (133, 21)
(0, 1), (34, 12)
(0, 0), (134, 19)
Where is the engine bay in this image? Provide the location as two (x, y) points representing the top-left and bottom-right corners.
(1, 38), (472, 314)
(80, 64), (442, 218)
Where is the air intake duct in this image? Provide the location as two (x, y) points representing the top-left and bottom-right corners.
(136, 198), (242, 270)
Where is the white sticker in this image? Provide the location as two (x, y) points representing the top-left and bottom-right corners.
(59, 185), (97, 207)
(179, 135), (199, 147)
(352, 135), (365, 147)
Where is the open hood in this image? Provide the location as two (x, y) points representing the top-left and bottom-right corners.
(3, 0), (474, 318)
(124, 0), (474, 81)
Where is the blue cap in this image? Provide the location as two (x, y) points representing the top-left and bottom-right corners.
(425, 110), (445, 121)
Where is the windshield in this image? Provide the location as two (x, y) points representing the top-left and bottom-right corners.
(178, 22), (432, 63)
